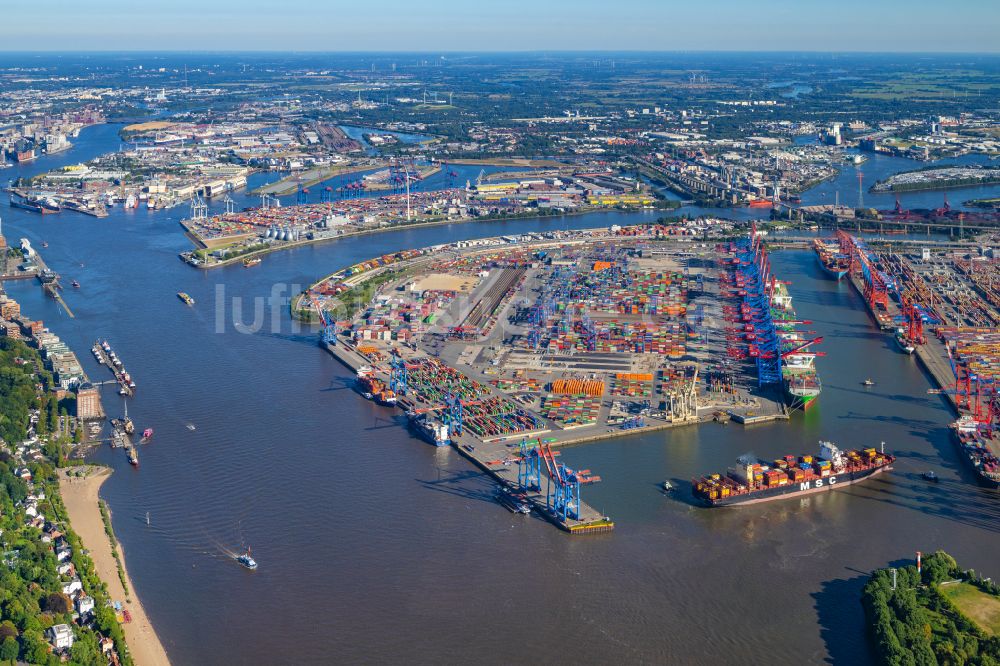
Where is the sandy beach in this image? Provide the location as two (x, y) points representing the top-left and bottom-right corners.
(59, 467), (171, 666)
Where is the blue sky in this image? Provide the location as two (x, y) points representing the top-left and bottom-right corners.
(4, 0), (998, 52)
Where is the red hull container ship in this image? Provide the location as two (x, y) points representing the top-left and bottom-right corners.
(812, 239), (850, 281)
(694, 441), (894, 506)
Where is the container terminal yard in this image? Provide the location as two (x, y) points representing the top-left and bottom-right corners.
(294, 222), (833, 532)
(815, 229), (1000, 487)
(177, 167), (656, 268)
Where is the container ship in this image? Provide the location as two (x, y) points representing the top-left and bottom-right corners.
(783, 359), (822, 410)
(952, 416), (1000, 488)
(9, 193), (59, 214)
(7, 195), (39, 213)
(355, 366), (397, 406)
(772, 283), (822, 410)
(812, 239), (850, 280)
(409, 414), (451, 447)
(894, 328), (916, 355)
(693, 441), (894, 506)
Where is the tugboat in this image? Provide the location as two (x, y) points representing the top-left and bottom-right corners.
(862, 378), (875, 386)
(237, 547), (258, 570)
(142, 427), (154, 441)
(662, 480), (675, 493)
(71, 279), (80, 288)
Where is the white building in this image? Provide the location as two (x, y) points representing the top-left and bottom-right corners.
(75, 595), (95, 615)
(61, 578), (83, 596)
(47, 623), (74, 650)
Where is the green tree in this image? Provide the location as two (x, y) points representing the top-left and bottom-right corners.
(70, 633), (100, 666)
(0, 636), (17, 662)
(46, 399), (57, 435)
(22, 635), (49, 665)
(42, 593), (70, 615)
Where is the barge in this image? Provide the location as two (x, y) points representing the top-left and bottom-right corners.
(496, 486), (532, 514)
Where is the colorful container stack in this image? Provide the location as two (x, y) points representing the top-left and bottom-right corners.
(404, 358), (543, 438)
(405, 357), (490, 404)
(938, 327), (1000, 383)
(493, 377), (542, 392)
(611, 373), (653, 397)
(461, 398), (543, 438)
(541, 395), (603, 427)
(543, 320), (687, 356)
(550, 379), (605, 397)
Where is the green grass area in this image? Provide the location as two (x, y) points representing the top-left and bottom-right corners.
(299, 269), (402, 324)
(412, 104), (456, 111)
(850, 72), (1000, 101)
(941, 582), (1000, 636)
(863, 551), (1000, 665)
(99, 499), (130, 599)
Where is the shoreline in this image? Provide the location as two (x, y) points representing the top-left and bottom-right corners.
(871, 178), (1000, 195)
(59, 467), (171, 666)
(184, 205), (649, 270)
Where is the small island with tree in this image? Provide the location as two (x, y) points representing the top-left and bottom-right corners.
(863, 551), (1000, 665)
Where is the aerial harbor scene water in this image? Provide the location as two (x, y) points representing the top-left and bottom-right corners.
(2, 3), (1000, 665)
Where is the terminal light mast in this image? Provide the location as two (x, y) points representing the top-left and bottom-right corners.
(405, 168), (412, 221)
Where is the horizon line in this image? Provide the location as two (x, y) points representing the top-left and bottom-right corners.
(1, 48), (999, 56)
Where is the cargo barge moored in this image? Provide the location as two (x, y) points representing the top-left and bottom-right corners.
(694, 441), (894, 506)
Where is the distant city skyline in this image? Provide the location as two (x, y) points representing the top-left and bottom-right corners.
(4, 0), (998, 53)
